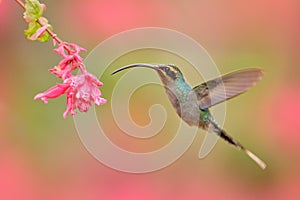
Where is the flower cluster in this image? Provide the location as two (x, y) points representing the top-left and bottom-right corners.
(35, 71), (107, 118)
(20, 0), (106, 118)
(34, 42), (107, 118)
(50, 42), (86, 80)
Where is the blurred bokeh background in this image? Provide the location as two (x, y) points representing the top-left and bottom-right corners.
(1, 0), (300, 199)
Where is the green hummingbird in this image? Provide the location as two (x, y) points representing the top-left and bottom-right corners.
(112, 63), (266, 169)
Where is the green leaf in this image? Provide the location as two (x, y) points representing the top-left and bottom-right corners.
(24, 0), (43, 22)
(23, 1), (52, 43)
(24, 21), (53, 42)
(24, 21), (40, 37)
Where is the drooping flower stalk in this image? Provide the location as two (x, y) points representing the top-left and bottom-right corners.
(15, 0), (106, 118)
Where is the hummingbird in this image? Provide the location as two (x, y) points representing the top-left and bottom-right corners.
(112, 63), (266, 169)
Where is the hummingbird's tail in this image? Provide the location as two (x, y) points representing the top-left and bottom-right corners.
(210, 122), (267, 170)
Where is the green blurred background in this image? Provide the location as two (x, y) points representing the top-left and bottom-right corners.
(1, 0), (300, 199)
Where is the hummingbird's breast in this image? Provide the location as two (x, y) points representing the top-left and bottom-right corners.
(164, 83), (209, 128)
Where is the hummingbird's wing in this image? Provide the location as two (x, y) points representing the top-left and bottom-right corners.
(192, 68), (264, 109)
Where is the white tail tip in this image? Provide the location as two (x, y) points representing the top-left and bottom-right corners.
(245, 149), (267, 170)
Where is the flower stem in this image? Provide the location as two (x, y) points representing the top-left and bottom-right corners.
(36, 18), (63, 44)
(15, 0), (63, 45)
(15, 0), (25, 8)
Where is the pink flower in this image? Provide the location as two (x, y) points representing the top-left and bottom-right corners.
(50, 42), (86, 80)
(63, 72), (107, 118)
(34, 72), (106, 118)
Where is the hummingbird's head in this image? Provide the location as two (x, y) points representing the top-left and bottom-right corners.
(111, 63), (184, 85)
(156, 64), (183, 82)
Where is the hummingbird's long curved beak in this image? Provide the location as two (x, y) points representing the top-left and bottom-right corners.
(111, 63), (159, 75)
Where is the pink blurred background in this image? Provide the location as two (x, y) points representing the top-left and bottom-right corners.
(1, 0), (300, 199)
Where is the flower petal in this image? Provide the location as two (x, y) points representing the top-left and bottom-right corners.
(34, 83), (70, 104)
